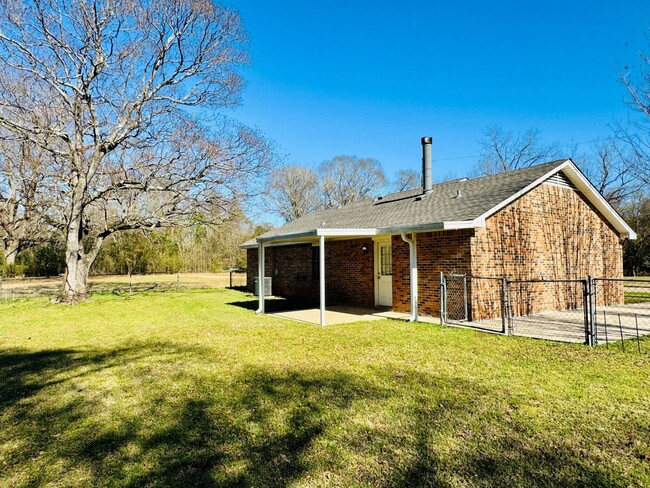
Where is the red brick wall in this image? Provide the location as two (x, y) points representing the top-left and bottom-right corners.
(246, 238), (375, 307)
(470, 182), (624, 318)
(246, 244), (318, 301)
(325, 238), (375, 307)
(392, 230), (473, 316)
(471, 183), (623, 281)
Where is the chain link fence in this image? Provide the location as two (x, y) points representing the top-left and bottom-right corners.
(441, 273), (650, 352)
(593, 278), (650, 352)
(506, 279), (589, 343)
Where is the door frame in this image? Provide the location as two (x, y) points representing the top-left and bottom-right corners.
(373, 236), (393, 307)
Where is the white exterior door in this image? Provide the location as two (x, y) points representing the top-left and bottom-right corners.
(375, 239), (393, 306)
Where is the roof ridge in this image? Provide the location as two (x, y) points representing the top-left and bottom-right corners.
(377, 159), (569, 201)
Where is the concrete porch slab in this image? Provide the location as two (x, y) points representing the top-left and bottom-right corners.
(271, 306), (385, 325)
(270, 305), (442, 325)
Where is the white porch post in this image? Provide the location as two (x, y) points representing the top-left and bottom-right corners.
(400, 233), (418, 321)
(256, 242), (265, 314)
(319, 235), (326, 326)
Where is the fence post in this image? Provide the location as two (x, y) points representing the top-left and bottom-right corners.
(463, 275), (469, 321)
(588, 275), (597, 346)
(506, 280), (514, 336)
(582, 279), (590, 346)
(229, 269), (233, 289)
(500, 277), (510, 335)
(440, 272), (446, 325)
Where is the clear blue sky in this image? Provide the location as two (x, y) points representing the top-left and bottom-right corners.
(226, 0), (649, 181)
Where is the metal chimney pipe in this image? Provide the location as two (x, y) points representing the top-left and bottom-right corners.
(421, 136), (433, 194)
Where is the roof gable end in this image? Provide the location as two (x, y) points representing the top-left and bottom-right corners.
(474, 159), (636, 239)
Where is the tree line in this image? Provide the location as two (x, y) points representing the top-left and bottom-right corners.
(2, 1), (650, 296)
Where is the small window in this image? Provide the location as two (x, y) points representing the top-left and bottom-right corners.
(380, 245), (392, 275)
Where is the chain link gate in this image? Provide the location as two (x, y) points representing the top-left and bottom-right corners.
(441, 274), (592, 343)
(441, 273), (468, 322)
(441, 273), (507, 333)
(506, 279), (590, 344)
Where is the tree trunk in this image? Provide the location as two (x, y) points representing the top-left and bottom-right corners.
(2, 241), (19, 266)
(62, 207), (105, 302)
(63, 253), (90, 302)
(63, 213), (88, 301)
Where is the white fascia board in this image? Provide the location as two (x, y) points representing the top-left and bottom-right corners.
(316, 228), (378, 237)
(239, 242), (258, 249)
(561, 164), (637, 240)
(257, 230), (318, 243)
(250, 240), (319, 249)
(377, 220), (478, 235)
(443, 220), (480, 229)
(255, 228), (378, 244)
(470, 216), (486, 228)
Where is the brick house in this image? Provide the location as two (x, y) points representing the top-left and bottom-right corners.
(241, 138), (636, 325)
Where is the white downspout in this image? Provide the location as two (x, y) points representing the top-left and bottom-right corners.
(400, 232), (418, 322)
(255, 242), (265, 314)
(319, 235), (326, 326)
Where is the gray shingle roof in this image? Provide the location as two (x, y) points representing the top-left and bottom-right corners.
(242, 160), (569, 247)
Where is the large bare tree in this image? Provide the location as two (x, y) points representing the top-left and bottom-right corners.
(475, 126), (562, 176)
(620, 39), (650, 184)
(0, 0), (272, 300)
(265, 164), (321, 222)
(391, 169), (420, 193)
(476, 126), (637, 206)
(577, 139), (638, 207)
(320, 155), (386, 208)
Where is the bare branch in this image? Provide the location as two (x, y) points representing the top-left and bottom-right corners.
(0, 0), (273, 300)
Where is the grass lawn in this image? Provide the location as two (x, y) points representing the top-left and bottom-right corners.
(625, 291), (650, 304)
(1, 289), (649, 487)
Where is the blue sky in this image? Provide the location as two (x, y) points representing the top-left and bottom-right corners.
(227, 1), (649, 182)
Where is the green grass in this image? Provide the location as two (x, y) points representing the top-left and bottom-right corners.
(1, 290), (649, 487)
(625, 291), (650, 304)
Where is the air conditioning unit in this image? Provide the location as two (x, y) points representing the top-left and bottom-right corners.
(254, 277), (272, 296)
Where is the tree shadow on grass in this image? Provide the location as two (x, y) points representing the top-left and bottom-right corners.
(391, 405), (631, 488)
(372, 369), (643, 488)
(1, 347), (647, 487)
(0, 345), (383, 486)
(0, 347), (147, 411)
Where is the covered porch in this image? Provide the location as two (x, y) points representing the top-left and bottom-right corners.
(252, 229), (420, 326)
